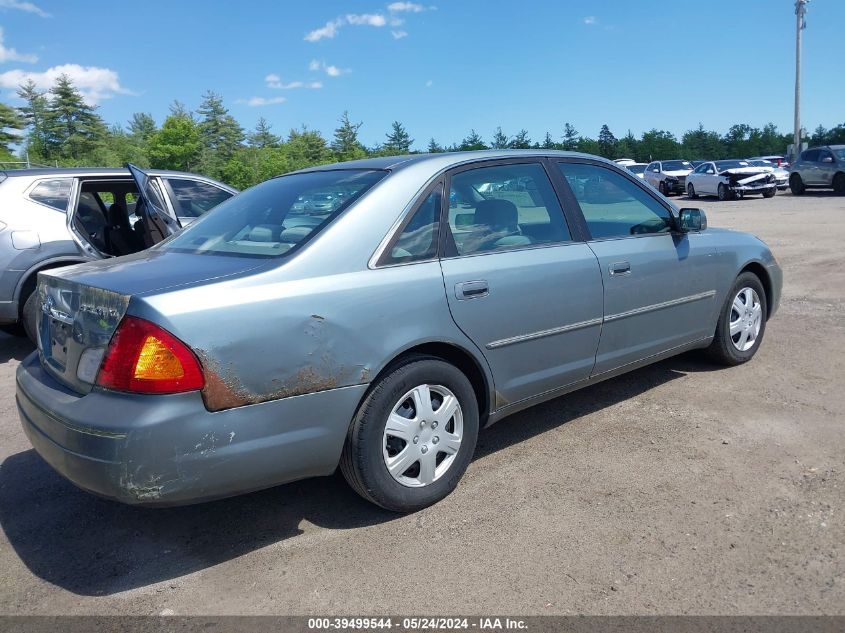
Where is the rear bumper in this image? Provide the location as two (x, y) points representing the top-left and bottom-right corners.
(16, 353), (367, 506)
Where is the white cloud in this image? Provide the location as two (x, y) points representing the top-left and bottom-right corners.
(308, 81), (323, 89)
(345, 13), (387, 27)
(305, 18), (342, 42)
(387, 2), (426, 12)
(309, 60), (350, 77)
(240, 96), (287, 107)
(265, 73), (305, 90)
(391, 30), (408, 39)
(0, 26), (37, 62)
(583, 16), (597, 25)
(0, 63), (131, 104)
(0, 0), (50, 18)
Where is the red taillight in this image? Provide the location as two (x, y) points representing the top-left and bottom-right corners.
(96, 316), (205, 394)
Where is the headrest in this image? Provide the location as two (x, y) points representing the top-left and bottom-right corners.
(108, 200), (127, 226)
(474, 199), (519, 231)
(248, 225), (279, 242)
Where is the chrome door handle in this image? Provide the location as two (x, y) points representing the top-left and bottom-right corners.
(609, 261), (631, 276)
(455, 280), (489, 300)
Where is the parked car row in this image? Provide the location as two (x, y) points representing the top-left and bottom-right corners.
(9, 150), (782, 512)
(617, 145), (845, 198)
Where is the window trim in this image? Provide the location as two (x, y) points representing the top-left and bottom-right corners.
(440, 158), (578, 260)
(553, 157), (681, 242)
(373, 179), (444, 268)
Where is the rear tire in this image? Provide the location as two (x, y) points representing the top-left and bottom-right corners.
(706, 272), (767, 366)
(340, 355), (479, 512)
(789, 173), (805, 195)
(687, 183), (697, 199)
(833, 172), (845, 195)
(22, 291), (39, 344)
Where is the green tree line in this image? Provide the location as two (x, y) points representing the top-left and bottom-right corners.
(2, 74), (845, 190)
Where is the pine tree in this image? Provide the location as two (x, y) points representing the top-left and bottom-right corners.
(42, 74), (107, 160)
(509, 129), (532, 149)
(597, 124), (618, 158)
(247, 117), (281, 149)
(384, 121), (413, 154)
(0, 101), (25, 157)
(541, 131), (556, 150)
(562, 123), (579, 150)
(332, 111), (365, 161)
(288, 126), (332, 170)
(16, 79), (50, 160)
(128, 113), (157, 143)
(196, 90), (244, 176)
(490, 127), (509, 149)
(458, 129), (487, 151)
(427, 138), (444, 153)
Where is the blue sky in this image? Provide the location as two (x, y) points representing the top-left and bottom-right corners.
(1, 0), (843, 150)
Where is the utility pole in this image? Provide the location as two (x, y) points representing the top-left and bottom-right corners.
(793, 0), (809, 160)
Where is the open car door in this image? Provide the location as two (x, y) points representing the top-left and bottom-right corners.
(127, 163), (181, 247)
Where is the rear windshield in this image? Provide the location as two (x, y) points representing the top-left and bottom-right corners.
(161, 169), (387, 258)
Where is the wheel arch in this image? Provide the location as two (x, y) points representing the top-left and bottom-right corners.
(14, 257), (88, 317)
(739, 261), (774, 319)
(364, 341), (493, 426)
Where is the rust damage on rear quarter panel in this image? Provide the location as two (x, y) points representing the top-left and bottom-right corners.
(196, 349), (344, 412)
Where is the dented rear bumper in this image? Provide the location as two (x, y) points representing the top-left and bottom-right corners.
(15, 352), (367, 506)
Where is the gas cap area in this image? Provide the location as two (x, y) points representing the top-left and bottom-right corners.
(11, 231), (41, 250)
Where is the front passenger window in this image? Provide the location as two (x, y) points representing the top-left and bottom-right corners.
(557, 163), (673, 239)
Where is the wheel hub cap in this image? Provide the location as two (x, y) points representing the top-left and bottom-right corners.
(382, 384), (463, 488)
(729, 287), (762, 352)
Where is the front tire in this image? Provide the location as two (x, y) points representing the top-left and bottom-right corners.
(789, 173), (805, 195)
(687, 183), (697, 199)
(717, 183), (732, 201)
(833, 172), (845, 195)
(658, 181), (667, 196)
(706, 272), (767, 366)
(763, 187), (776, 198)
(340, 355), (479, 512)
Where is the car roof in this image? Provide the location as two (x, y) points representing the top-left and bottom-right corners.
(289, 150), (617, 176)
(0, 167), (216, 179)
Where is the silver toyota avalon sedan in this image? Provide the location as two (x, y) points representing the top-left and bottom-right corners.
(16, 151), (782, 512)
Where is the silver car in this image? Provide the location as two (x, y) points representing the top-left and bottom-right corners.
(0, 166), (236, 341)
(16, 151), (782, 512)
(788, 145), (845, 195)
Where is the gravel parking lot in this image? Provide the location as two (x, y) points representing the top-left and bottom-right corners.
(1, 190), (843, 616)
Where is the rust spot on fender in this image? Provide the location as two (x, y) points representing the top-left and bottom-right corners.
(196, 349), (340, 412)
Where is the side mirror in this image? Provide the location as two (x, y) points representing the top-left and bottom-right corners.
(678, 208), (707, 232)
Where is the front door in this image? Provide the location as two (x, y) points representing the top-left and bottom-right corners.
(555, 160), (718, 376)
(439, 161), (603, 407)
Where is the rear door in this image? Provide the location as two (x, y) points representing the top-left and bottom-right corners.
(439, 160), (603, 407)
(128, 163), (180, 247)
(555, 160), (718, 376)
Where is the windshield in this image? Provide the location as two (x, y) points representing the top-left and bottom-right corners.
(833, 148), (845, 160)
(626, 164), (646, 175)
(661, 160), (692, 172)
(162, 169), (387, 258)
(715, 160), (752, 172)
(748, 160), (774, 167)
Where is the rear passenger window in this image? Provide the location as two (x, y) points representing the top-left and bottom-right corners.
(164, 178), (233, 218)
(384, 184), (442, 264)
(557, 162), (673, 239)
(447, 163), (570, 256)
(29, 179), (72, 211)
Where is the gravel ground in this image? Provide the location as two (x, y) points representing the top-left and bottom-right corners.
(0, 190), (843, 615)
